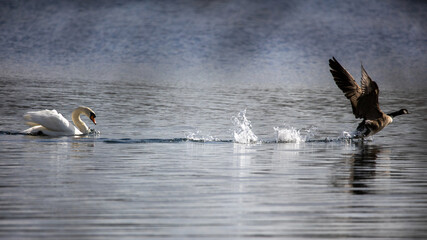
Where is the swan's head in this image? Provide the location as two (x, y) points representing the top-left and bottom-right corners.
(77, 106), (96, 125)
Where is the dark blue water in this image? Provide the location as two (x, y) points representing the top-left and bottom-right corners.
(1, 1), (427, 239)
(1, 77), (427, 239)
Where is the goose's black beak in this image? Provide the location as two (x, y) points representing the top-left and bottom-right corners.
(90, 113), (96, 125)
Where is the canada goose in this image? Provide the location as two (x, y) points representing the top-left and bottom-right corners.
(329, 57), (409, 138)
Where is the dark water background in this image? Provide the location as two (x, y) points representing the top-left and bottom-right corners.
(1, 0), (427, 239)
(1, 77), (427, 239)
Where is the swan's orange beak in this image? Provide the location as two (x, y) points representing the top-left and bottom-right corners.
(90, 115), (96, 125)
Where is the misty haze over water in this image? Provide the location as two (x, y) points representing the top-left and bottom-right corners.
(0, 0), (425, 87)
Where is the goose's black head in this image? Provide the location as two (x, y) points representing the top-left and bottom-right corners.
(389, 109), (409, 118)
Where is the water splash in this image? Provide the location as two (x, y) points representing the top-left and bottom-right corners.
(185, 130), (219, 142)
(274, 126), (302, 143)
(89, 128), (101, 136)
(232, 110), (258, 144)
(274, 125), (317, 143)
(339, 130), (373, 142)
(340, 130), (362, 141)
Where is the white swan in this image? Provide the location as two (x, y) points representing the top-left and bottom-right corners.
(22, 106), (96, 136)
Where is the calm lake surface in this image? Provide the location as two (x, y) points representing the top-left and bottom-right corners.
(0, 76), (426, 239)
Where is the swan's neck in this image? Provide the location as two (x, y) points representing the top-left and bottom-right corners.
(71, 108), (89, 134)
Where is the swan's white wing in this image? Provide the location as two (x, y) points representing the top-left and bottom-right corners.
(23, 109), (76, 133)
(22, 125), (82, 136)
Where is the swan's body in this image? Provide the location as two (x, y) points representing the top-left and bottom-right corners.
(329, 57), (408, 138)
(22, 106), (96, 136)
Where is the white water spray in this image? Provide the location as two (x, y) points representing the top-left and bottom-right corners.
(232, 110), (259, 144)
(185, 130), (219, 142)
(274, 125), (317, 143)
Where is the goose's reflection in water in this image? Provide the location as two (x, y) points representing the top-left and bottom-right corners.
(348, 143), (382, 195)
(332, 143), (390, 195)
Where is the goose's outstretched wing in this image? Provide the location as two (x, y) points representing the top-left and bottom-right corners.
(357, 65), (383, 120)
(329, 57), (363, 118)
(329, 57), (383, 120)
